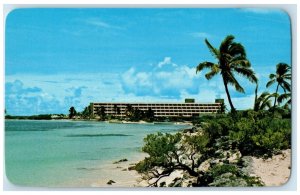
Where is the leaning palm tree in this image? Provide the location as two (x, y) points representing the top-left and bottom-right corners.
(254, 92), (273, 111)
(266, 63), (291, 108)
(196, 35), (258, 112)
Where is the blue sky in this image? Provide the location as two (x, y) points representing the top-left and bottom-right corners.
(5, 8), (291, 115)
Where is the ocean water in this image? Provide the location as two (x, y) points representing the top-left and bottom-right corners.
(5, 120), (188, 187)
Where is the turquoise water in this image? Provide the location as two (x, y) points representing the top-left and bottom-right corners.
(5, 120), (188, 187)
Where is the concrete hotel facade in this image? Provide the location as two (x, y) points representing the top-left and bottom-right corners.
(90, 99), (222, 118)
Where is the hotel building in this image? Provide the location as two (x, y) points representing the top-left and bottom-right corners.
(90, 99), (223, 118)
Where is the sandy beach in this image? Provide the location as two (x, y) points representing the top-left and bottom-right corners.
(93, 149), (292, 187)
(250, 149), (291, 186)
(90, 153), (148, 187)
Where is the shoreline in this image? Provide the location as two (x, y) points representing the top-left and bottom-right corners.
(89, 153), (148, 187)
(5, 118), (193, 126)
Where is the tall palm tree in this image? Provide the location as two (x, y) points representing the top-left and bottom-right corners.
(196, 35), (258, 112)
(266, 63), (291, 108)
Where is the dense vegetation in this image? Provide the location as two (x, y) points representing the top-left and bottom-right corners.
(135, 110), (291, 187)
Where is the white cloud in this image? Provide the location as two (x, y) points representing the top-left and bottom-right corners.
(121, 57), (200, 98)
(157, 57), (177, 68)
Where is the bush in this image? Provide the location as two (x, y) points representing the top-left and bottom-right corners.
(228, 111), (291, 156)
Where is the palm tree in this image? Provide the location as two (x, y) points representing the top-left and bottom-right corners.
(266, 63), (291, 108)
(196, 35), (258, 112)
(254, 92), (273, 111)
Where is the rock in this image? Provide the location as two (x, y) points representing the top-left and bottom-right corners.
(228, 151), (242, 164)
(198, 160), (210, 172)
(128, 165), (135, 171)
(122, 168), (127, 171)
(107, 180), (116, 185)
(113, 158), (128, 164)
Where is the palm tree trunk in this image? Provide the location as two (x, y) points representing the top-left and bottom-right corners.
(273, 83), (279, 108)
(254, 84), (258, 111)
(222, 78), (236, 112)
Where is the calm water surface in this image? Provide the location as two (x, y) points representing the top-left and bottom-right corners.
(5, 120), (188, 187)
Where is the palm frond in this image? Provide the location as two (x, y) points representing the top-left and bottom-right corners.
(205, 65), (220, 80)
(260, 98), (272, 110)
(225, 72), (245, 93)
(219, 35), (235, 53)
(196, 62), (215, 73)
(266, 79), (276, 88)
(204, 39), (220, 59)
(269, 73), (276, 79)
(228, 42), (246, 58)
(276, 63), (290, 75)
(283, 73), (291, 78)
(230, 59), (251, 68)
(233, 67), (258, 83)
(254, 91), (273, 111)
(277, 93), (291, 104)
(280, 80), (291, 92)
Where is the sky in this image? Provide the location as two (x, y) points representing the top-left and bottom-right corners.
(5, 8), (291, 115)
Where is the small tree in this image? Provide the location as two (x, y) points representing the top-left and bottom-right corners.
(135, 130), (263, 187)
(69, 106), (77, 119)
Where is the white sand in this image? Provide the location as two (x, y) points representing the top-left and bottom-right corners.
(90, 153), (148, 187)
(250, 149), (291, 186)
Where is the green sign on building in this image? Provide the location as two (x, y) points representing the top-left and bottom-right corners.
(185, 98), (195, 103)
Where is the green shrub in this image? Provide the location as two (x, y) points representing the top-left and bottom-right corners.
(228, 112), (291, 156)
